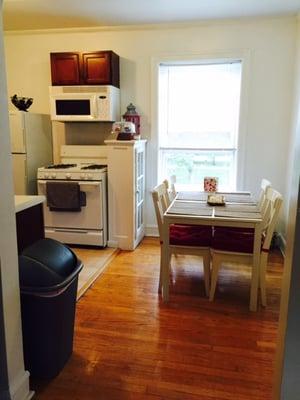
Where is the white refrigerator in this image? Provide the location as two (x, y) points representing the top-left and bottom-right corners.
(9, 111), (53, 195)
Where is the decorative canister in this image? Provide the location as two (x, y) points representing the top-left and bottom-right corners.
(122, 103), (140, 138)
(204, 177), (218, 192)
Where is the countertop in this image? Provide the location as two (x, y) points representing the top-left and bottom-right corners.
(104, 139), (147, 145)
(15, 195), (46, 213)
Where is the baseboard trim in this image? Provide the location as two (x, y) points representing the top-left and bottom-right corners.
(10, 370), (34, 400)
(145, 225), (159, 237)
(277, 233), (286, 258)
(107, 240), (118, 248)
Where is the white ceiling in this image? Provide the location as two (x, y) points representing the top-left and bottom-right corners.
(3, 0), (300, 31)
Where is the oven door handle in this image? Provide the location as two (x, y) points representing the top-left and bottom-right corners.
(38, 181), (100, 186)
(38, 180), (100, 192)
(78, 182), (100, 186)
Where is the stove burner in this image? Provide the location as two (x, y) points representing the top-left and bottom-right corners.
(81, 164), (106, 170)
(46, 163), (77, 169)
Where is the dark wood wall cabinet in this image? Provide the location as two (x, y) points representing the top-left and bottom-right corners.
(50, 51), (120, 88)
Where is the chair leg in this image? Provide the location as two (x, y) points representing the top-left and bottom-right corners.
(203, 253), (211, 297)
(159, 250), (171, 293)
(259, 253), (268, 307)
(158, 246), (163, 293)
(209, 254), (221, 301)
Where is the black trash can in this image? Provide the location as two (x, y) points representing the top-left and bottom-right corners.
(18, 238), (83, 379)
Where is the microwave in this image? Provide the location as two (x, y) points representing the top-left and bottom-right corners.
(49, 85), (120, 122)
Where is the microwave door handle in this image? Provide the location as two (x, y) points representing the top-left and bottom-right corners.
(92, 96), (99, 119)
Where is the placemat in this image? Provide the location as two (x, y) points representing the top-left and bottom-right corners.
(223, 204), (260, 212)
(217, 191), (251, 196)
(168, 202), (213, 216)
(177, 191), (255, 203)
(172, 200), (212, 209)
(223, 194), (255, 203)
(214, 210), (261, 219)
(177, 191), (207, 201)
(168, 208), (213, 216)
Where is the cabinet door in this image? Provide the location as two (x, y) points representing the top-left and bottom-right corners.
(135, 146), (145, 240)
(50, 52), (81, 85)
(82, 51), (120, 87)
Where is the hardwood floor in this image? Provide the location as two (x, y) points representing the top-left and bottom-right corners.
(73, 246), (119, 299)
(32, 237), (283, 400)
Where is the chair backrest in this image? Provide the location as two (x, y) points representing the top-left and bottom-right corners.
(152, 183), (169, 239)
(261, 188), (282, 251)
(257, 179), (271, 211)
(163, 175), (177, 206)
(169, 175), (177, 201)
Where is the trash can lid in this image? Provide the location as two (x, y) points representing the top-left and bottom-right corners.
(19, 238), (79, 289)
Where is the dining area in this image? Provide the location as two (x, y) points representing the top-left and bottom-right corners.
(152, 177), (283, 312)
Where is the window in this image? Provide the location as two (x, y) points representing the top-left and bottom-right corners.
(158, 61), (242, 191)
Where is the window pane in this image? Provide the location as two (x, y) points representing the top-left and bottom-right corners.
(159, 149), (236, 191)
(159, 62), (242, 149)
(158, 61), (242, 190)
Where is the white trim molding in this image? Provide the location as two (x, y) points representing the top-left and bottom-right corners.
(9, 371), (33, 400)
(3, 15), (295, 36)
(278, 232), (287, 257)
(145, 225), (159, 237)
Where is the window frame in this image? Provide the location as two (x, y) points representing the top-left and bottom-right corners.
(151, 51), (250, 190)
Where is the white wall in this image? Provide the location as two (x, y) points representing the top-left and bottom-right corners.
(0, 3), (32, 399)
(4, 17), (296, 237)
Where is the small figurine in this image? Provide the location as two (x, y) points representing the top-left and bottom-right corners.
(11, 94), (33, 111)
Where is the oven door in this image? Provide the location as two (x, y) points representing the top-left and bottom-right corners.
(38, 180), (104, 230)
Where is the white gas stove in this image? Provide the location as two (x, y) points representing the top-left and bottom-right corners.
(37, 146), (108, 247)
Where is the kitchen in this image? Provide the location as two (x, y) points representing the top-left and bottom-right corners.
(11, 51), (145, 250)
(1, 1), (300, 399)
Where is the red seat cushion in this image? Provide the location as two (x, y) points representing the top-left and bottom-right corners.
(212, 227), (255, 253)
(214, 226), (254, 233)
(170, 224), (212, 247)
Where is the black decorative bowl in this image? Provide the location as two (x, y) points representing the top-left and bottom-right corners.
(10, 95), (33, 112)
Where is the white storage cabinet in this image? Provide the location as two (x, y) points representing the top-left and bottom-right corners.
(105, 140), (146, 250)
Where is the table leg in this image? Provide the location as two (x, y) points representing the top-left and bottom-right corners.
(161, 218), (170, 302)
(250, 222), (262, 311)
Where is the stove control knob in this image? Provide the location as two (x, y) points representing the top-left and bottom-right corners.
(87, 174), (92, 180)
(66, 173), (71, 179)
(51, 173), (56, 179)
(80, 173), (86, 180)
(44, 173), (49, 179)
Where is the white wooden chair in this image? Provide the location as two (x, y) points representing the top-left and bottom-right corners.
(152, 182), (211, 296)
(163, 175), (177, 206)
(257, 178), (272, 213)
(209, 187), (282, 307)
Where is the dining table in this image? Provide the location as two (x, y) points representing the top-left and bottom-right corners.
(161, 191), (263, 312)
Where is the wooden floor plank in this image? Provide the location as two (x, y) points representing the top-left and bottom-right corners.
(31, 237), (283, 399)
